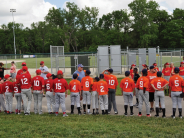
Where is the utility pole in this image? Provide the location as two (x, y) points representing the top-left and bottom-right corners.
(10, 9), (16, 59)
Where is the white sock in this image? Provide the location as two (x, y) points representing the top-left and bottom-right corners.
(88, 109), (90, 112)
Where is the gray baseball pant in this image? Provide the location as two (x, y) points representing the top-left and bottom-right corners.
(135, 87), (139, 99)
(55, 93), (66, 113)
(0, 94), (6, 111)
(154, 91), (165, 108)
(180, 75), (184, 80)
(99, 95), (108, 110)
(108, 89), (118, 112)
(171, 92), (182, 108)
(5, 92), (13, 112)
(123, 92), (133, 106)
(70, 92), (80, 107)
(15, 93), (22, 110)
(138, 90), (150, 114)
(92, 91), (98, 109)
(83, 91), (91, 105)
(164, 76), (170, 89)
(33, 90), (43, 114)
(46, 91), (55, 113)
(21, 88), (32, 114)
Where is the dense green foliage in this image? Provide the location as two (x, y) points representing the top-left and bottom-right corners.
(1, 0), (184, 54)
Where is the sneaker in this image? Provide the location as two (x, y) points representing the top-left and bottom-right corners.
(108, 112), (110, 114)
(138, 114), (142, 117)
(155, 115), (159, 117)
(147, 114), (151, 117)
(162, 115), (166, 118)
(171, 115), (175, 119)
(87, 112), (92, 115)
(124, 113), (128, 116)
(115, 111), (118, 114)
(133, 103), (138, 106)
(63, 114), (68, 117)
(96, 112), (99, 115)
(18, 113), (21, 115)
(25, 112), (30, 115)
(83, 112), (86, 115)
(179, 115), (182, 119)
(130, 113), (134, 116)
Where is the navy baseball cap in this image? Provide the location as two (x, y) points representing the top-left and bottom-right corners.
(86, 70), (91, 75)
(95, 77), (99, 81)
(125, 71), (130, 76)
(73, 73), (78, 79)
(142, 69), (147, 74)
(108, 68), (113, 73)
(99, 74), (104, 79)
(157, 71), (162, 77)
(174, 67), (180, 73)
(78, 64), (84, 68)
(150, 66), (155, 70)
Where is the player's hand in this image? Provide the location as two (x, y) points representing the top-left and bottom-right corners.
(65, 94), (67, 98)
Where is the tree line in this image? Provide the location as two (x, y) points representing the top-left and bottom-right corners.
(0, 0), (184, 54)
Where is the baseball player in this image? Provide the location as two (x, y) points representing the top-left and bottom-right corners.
(31, 69), (45, 115)
(2, 74), (14, 114)
(16, 66), (32, 115)
(153, 63), (159, 71)
(69, 73), (81, 115)
(179, 62), (184, 79)
(151, 71), (169, 118)
(92, 77), (99, 115)
(0, 78), (6, 113)
(81, 70), (93, 114)
(120, 71), (135, 116)
(13, 81), (22, 114)
(169, 67), (184, 119)
(97, 74), (108, 115)
(130, 64), (136, 79)
(102, 68), (118, 114)
(147, 66), (157, 112)
(133, 68), (140, 108)
(162, 62), (171, 95)
(53, 70), (68, 117)
(17, 62), (30, 76)
(136, 69), (151, 117)
(45, 73), (55, 114)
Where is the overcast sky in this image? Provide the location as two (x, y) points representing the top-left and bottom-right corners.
(0, 0), (183, 28)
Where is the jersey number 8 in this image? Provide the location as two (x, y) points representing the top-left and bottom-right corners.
(85, 81), (89, 87)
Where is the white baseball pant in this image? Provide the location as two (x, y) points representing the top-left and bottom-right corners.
(5, 92), (13, 112)
(21, 88), (32, 114)
(123, 92), (133, 106)
(138, 90), (150, 114)
(171, 91), (182, 108)
(83, 91), (91, 105)
(55, 93), (66, 113)
(154, 91), (165, 108)
(46, 91), (55, 113)
(0, 94), (6, 111)
(99, 95), (108, 110)
(92, 91), (98, 109)
(15, 93), (22, 110)
(70, 92), (80, 107)
(33, 90), (43, 114)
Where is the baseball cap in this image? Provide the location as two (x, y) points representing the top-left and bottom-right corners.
(165, 62), (170, 65)
(153, 63), (157, 66)
(36, 69), (41, 74)
(22, 66), (28, 71)
(94, 77), (99, 81)
(150, 66), (155, 70)
(142, 69), (147, 74)
(174, 67), (180, 73)
(4, 74), (10, 80)
(73, 73), (78, 79)
(99, 74), (104, 79)
(22, 62), (26, 66)
(86, 70), (91, 75)
(40, 61), (44, 65)
(46, 73), (52, 78)
(78, 64), (84, 68)
(142, 64), (147, 67)
(125, 71), (130, 76)
(108, 68), (113, 73)
(131, 64), (136, 67)
(57, 70), (63, 75)
(157, 71), (162, 77)
(181, 62), (184, 64)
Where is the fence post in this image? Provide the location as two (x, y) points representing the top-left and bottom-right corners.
(36, 55), (37, 70)
(180, 50), (181, 63)
(161, 52), (162, 71)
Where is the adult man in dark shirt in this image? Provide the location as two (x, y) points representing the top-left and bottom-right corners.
(0, 62), (10, 79)
(133, 68), (140, 108)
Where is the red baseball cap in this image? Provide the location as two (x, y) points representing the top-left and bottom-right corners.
(36, 69), (41, 74)
(131, 64), (136, 67)
(165, 62), (170, 65)
(4, 74), (10, 80)
(142, 64), (147, 67)
(22, 66), (28, 71)
(153, 63), (157, 66)
(40, 61), (44, 64)
(46, 73), (52, 78)
(57, 70), (63, 75)
(181, 62), (184, 64)
(22, 62), (26, 66)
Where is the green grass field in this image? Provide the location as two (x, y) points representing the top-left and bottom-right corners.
(0, 113), (184, 137)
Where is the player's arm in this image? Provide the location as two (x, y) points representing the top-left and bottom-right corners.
(120, 80), (123, 96)
(151, 83), (158, 91)
(161, 81), (169, 90)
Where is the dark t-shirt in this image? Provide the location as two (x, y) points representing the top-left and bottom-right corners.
(0, 67), (5, 78)
(134, 73), (140, 84)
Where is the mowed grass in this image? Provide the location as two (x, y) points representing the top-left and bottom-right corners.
(0, 113), (184, 137)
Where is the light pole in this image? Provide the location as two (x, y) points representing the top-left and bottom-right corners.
(10, 9), (16, 59)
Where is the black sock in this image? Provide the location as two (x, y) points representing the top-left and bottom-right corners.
(162, 108), (165, 116)
(96, 108), (98, 112)
(173, 108), (176, 116)
(71, 105), (74, 113)
(124, 105), (128, 113)
(77, 107), (81, 113)
(156, 107), (159, 116)
(136, 98), (139, 104)
(179, 108), (182, 116)
(102, 110), (104, 114)
(130, 106), (133, 113)
(93, 109), (95, 114)
(83, 104), (86, 112)
(87, 105), (90, 110)
(139, 112), (142, 115)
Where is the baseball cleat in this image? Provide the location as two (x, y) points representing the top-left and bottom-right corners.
(24, 112), (30, 115)
(108, 112), (110, 114)
(87, 112), (92, 115)
(162, 115), (166, 118)
(155, 115), (159, 118)
(115, 111), (118, 114)
(138, 114), (142, 117)
(63, 114), (68, 117)
(147, 114), (151, 117)
(130, 113), (134, 116)
(83, 112), (86, 115)
(96, 112), (99, 115)
(70, 112), (74, 115)
(78, 112), (82, 115)
(179, 115), (182, 119)
(18, 113), (21, 115)
(171, 115), (175, 119)
(124, 113), (128, 116)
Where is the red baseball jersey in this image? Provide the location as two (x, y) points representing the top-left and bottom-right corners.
(2, 81), (13, 93)
(179, 67), (184, 76)
(147, 72), (157, 92)
(120, 77), (135, 92)
(53, 78), (68, 93)
(16, 73), (32, 89)
(45, 79), (54, 92)
(17, 69), (30, 76)
(13, 82), (21, 93)
(0, 84), (3, 94)
(169, 75), (184, 92)
(97, 81), (108, 95)
(104, 74), (118, 89)
(151, 77), (169, 91)
(162, 67), (172, 76)
(136, 76), (149, 91)
(130, 69), (134, 79)
(31, 76), (45, 91)
(69, 79), (81, 93)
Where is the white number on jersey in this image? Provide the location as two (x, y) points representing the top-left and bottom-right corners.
(140, 81), (143, 87)
(46, 84), (50, 90)
(34, 80), (39, 86)
(5, 86), (9, 92)
(85, 81), (89, 87)
(21, 78), (28, 84)
(56, 83), (62, 90)
(175, 80), (179, 87)
(157, 82), (161, 89)
(125, 82), (128, 88)
(100, 86), (104, 92)
(109, 80), (115, 85)
(14, 87), (18, 93)
(72, 85), (76, 91)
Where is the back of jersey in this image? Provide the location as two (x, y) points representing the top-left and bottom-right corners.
(169, 75), (184, 92)
(69, 80), (81, 93)
(81, 76), (93, 91)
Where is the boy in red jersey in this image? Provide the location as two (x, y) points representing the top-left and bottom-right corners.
(2, 74), (14, 114)
(13, 79), (22, 114)
(69, 73), (81, 115)
(120, 71), (135, 116)
(151, 71), (169, 118)
(92, 77), (99, 115)
(31, 69), (45, 115)
(53, 70), (68, 117)
(97, 74), (108, 115)
(179, 62), (184, 79)
(0, 78), (6, 113)
(16, 66), (32, 115)
(45, 73), (55, 114)
(81, 70), (93, 114)
(162, 62), (171, 95)
(136, 69), (151, 117)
